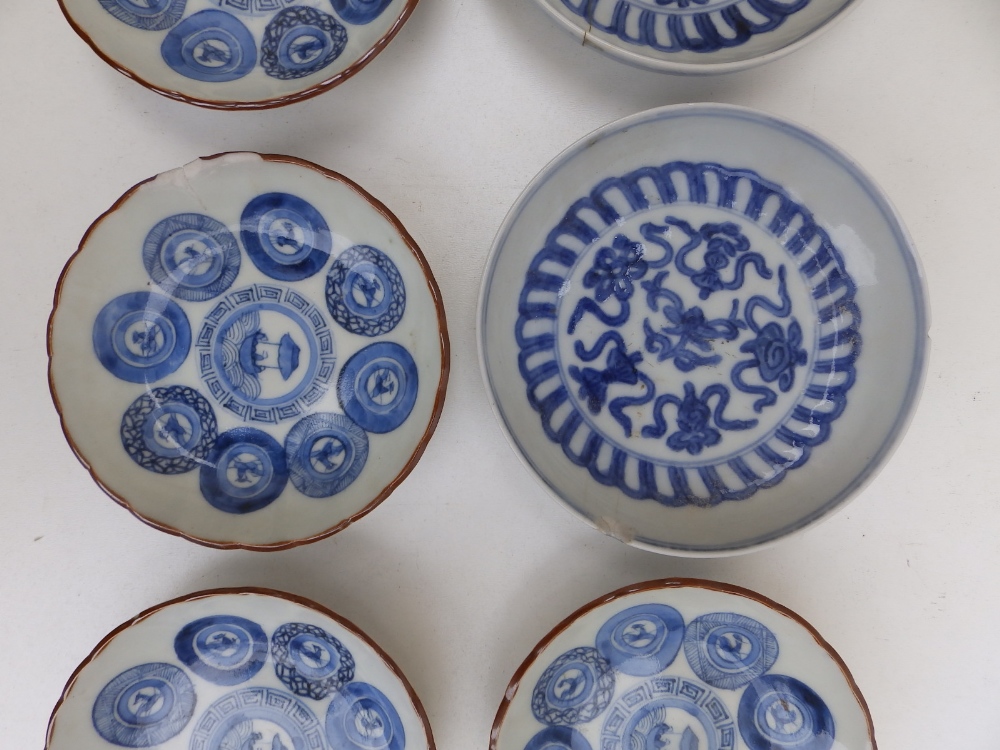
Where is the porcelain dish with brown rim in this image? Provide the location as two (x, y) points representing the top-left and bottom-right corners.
(491, 578), (875, 750)
(49, 152), (448, 550)
(46, 588), (434, 750)
(58, 0), (418, 108)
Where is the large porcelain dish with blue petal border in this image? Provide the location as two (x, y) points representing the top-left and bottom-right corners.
(49, 152), (448, 550)
(491, 579), (875, 750)
(58, 0), (417, 108)
(46, 588), (434, 750)
(534, 0), (862, 74)
(479, 103), (927, 555)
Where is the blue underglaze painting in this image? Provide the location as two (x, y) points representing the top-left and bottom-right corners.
(189, 686), (326, 750)
(161, 10), (258, 82)
(326, 245), (406, 337)
(556, 0), (811, 55)
(174, 615), (269, 686)
(326, 682), (406, 750)
(241, 193), (333, 281)
(97, 0), (187, 30)
(285, 412), (370, 497)
(330, 0), (394, 25)
(272, 622), (356, 700)
(92, 663), (196, 747)
(143, 214), (241, 302)
(337, 342), (418, 434)
(120, 385), (218, 474)
(199, 427), (289, 513)
(261, 7), (349, 80)
(214, 0), (298, 14)
(524, 605), (835, 750)
(93, 292), (191, 384)
(197, 284), (337, 424)
(515, 161), (860, 507)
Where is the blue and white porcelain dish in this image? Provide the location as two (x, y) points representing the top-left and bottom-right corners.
(57, 0), (418, 108)
(46, 588), (434, 750)
(491, 579), (875, 750)
(478, 103), (927, 556)
(49, 152), (449, 550)
(534, 0), (862, 74)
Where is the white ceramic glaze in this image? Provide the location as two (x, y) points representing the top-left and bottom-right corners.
(479, 104), (927, 556)
(533, 0), (862, 74)
(47, 589), (433, 750)
(491, 579), (875, 750)
(58, 0), (417, 108)
(50, 152), (448, 549)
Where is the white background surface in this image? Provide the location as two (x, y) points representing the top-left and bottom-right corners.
(1, 0), (997, 746)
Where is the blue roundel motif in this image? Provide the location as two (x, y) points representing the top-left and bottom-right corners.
(143, 214), (241, 302)
(97, 0), (186, 30)
(200, 428), (289, 514)
(189, 687), (325, 750)
(161, 10), (257, 83)
(524, 726), (592, 750)
(241, 193), (333, 281)
(261, 7), (348, 80)
(595, 603), (684, 677)
(325, 682), (405, 750)
(271, 622), (355, 700)
(121, 385), (217, 474)
(738, 675), (835, 750)
(326, 245), (406, 337)
(93, 292), (191, 384)
(330, 0), (393, 25)
(531, 647), (614, 726)
(683, 612), (778, 690)
(92, 663), (196, 747)
(174, 615), (269, 686)
(285, 412), (369, 498)
(337, 342), (418, 434)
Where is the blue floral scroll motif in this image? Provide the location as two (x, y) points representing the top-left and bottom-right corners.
(174, 615), (269, 686)
(326, 245), (407, 337)
(514, 161), (861, 508)
(325, 682), (406, 750)
(532, 647), (616, 726)
(120, 385), (218, 474)
(330, 0), (394, 25)
(683, 613), (779, 690)
(92, 663), (196, 747)
(261, 7), (349, 80)
(737, 675), (834, 750)
(557, 0), (811, 55)
(189, 687), (326, 750)
(98, 0), (187, 31)
(161, 10), (257, 82)
(271, 622), (355, 700)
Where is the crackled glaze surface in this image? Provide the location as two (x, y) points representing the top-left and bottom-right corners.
(46, 590), (432, 750)
(50, 153), (447, 549)
(491, 580), (875, 750)
(58, 0), (416, 107)
(479, 105), (927, 555)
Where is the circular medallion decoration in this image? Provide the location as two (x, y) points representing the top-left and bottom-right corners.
(142, 214), (241, 302)
(93, 292), (191, 384)
(285, 412), (369, 498)
(683, 613), (779, 690)
(261, 7), (349, 80)
(120, 386), (218, 474)
(330, 0), (394, 25)
(595, 604), (684, 676)
(174, 615), (269, 686)
(161, 10), (257, 83)
(325, 682), (406, 750)
(737, 675), (835, 750)
(213, 0), (297, 15)
(200, 428), (289, 514)
(97, 0), (187, 30)
(524, 726), (593, 750)
(197, 284), (337, 424)
(338, 342), (418, 434)
(531, 647), (615, 726)
(272, 622), (356, 700)
(241, 194), (332, 281)
(91, 663), (196, 747)
(326, 245), (406, 337)
(190, 686), (326, 750)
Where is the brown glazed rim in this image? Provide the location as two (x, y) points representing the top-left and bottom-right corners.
(47, 151), (451, 551)
(44, 586), (437, 749)
(55, 0), (420, 110)
(489, 578), (877, 750)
